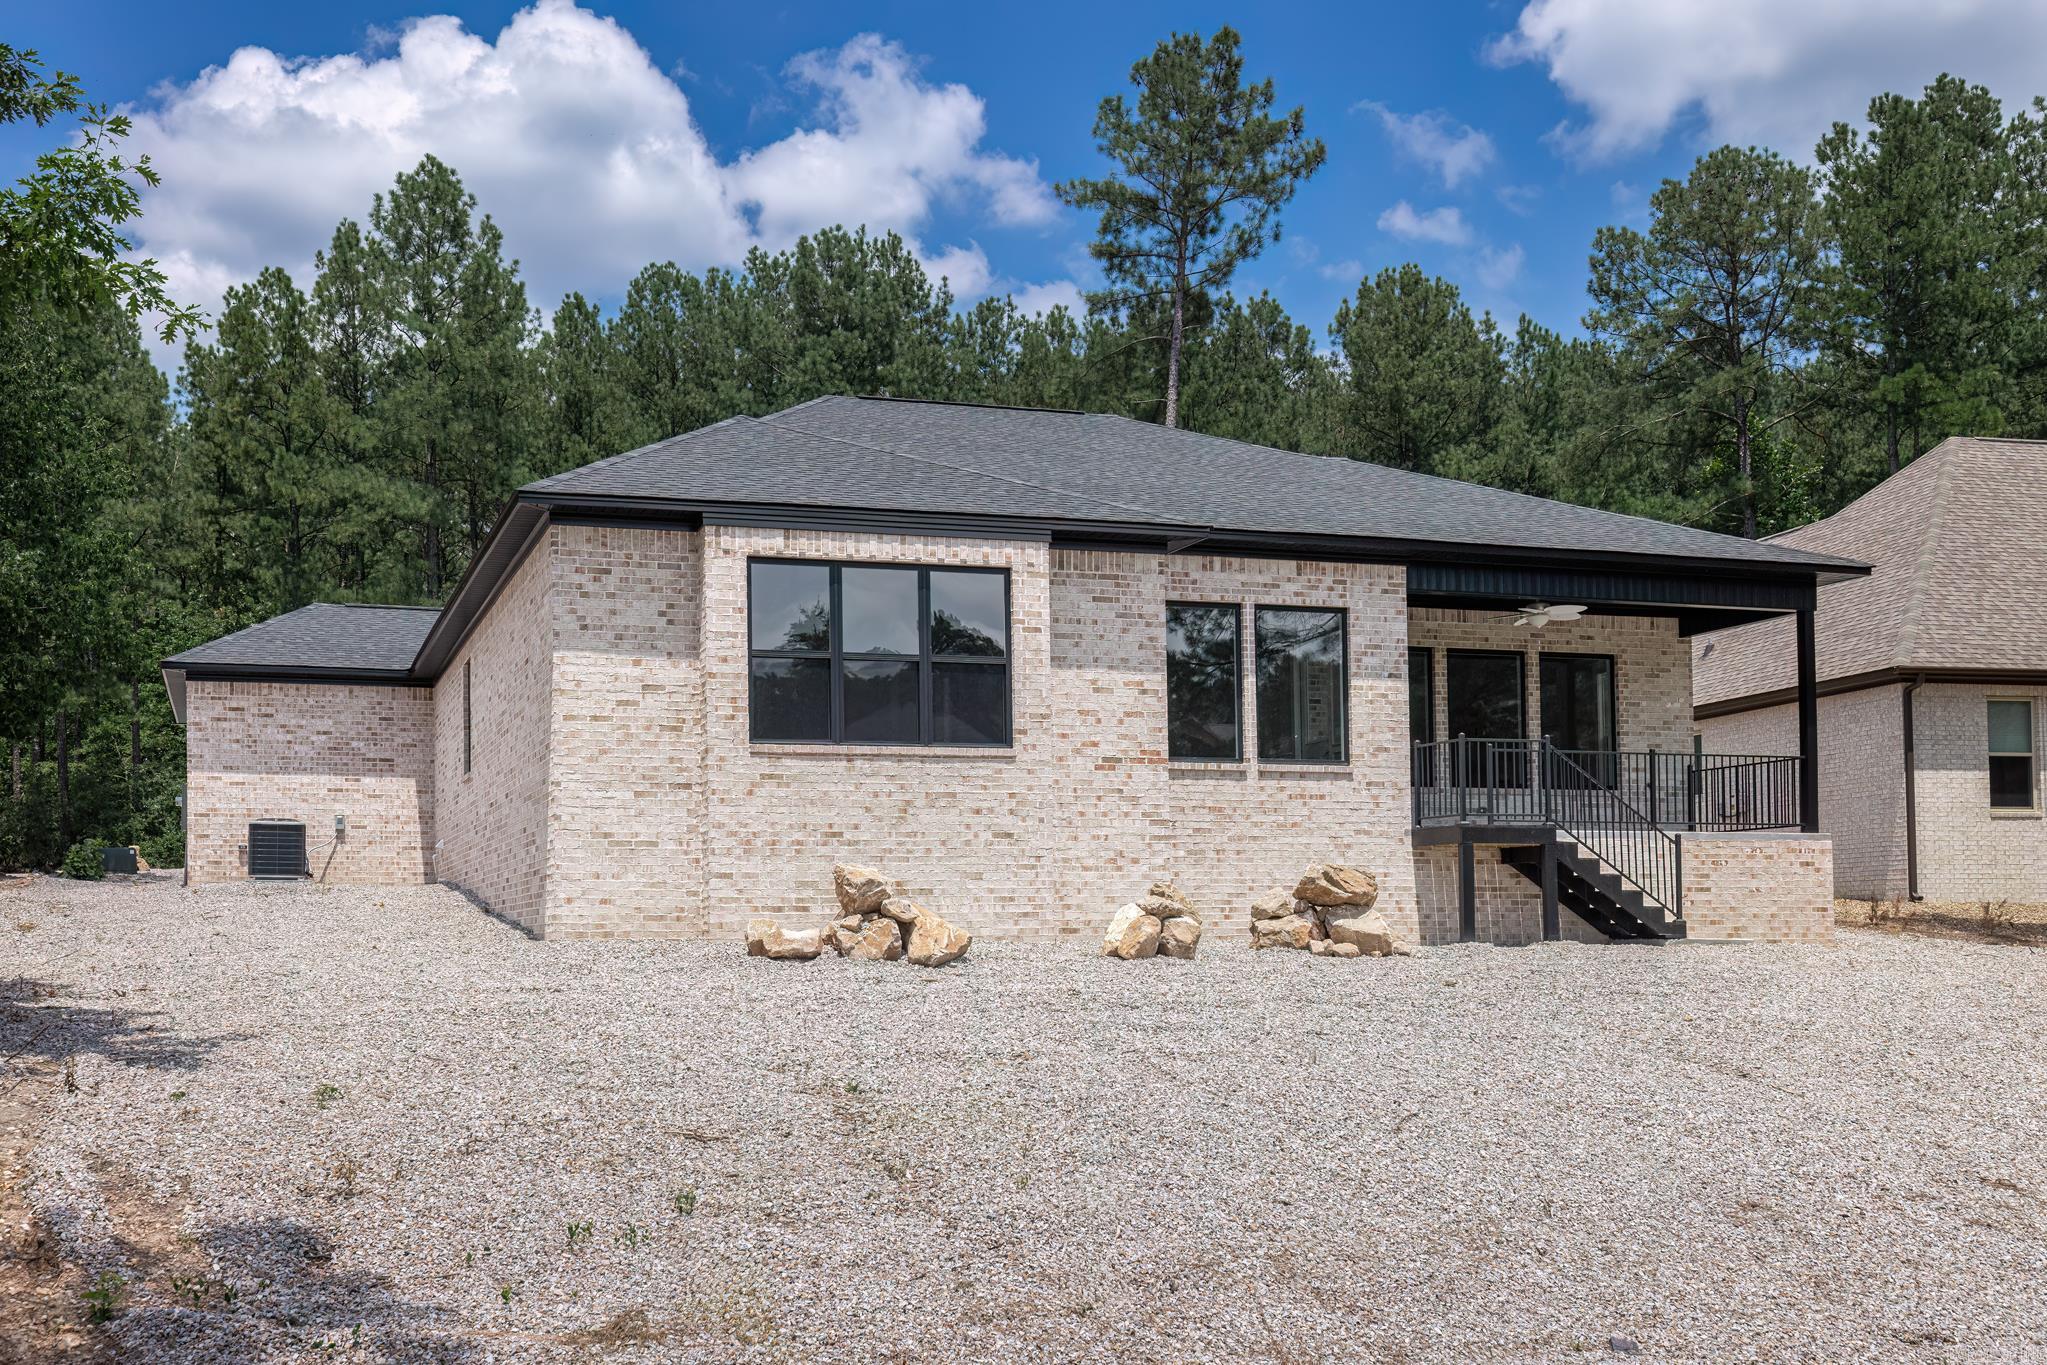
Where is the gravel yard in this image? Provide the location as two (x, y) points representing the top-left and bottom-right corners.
(4, 876), (2045, 1363)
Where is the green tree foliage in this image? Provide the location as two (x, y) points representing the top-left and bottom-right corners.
(1332, 265), (1505, 476)
(0, 45), (201, 341)
(1588, 146), (1824, 537)
(1817, 75), (2019, 476)
(1057, 25), (1324, 427)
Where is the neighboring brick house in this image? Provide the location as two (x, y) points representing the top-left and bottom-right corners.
(1695, 436), (2047, 903)
(165, 397), (1864, 944)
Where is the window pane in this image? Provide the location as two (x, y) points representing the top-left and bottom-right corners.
(1540, 656), (1614, 754)
(841, 567), (920, 655)
(1991, 755), (2035, 809)
(1448, 653), (1524, 740)
(933, 663), (1008, 744)
(750, 657), (831, 740)
(750, 562), (831, 652)
(1256, 609), (1346, 762)
(1988, 700), (2033, 754)
(1167, 605), (1239, 760)
(841, 659), (920, 742)
(930, 572), (1007, 657)
(1408, 647), (1433, 743)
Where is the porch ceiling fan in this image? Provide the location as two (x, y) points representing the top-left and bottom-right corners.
(1505, 602), (1587, 629)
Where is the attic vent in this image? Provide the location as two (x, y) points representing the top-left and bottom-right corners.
(248, 821), (308, 880)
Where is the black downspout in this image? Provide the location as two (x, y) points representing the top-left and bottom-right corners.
(1902, 676), (1923, 901)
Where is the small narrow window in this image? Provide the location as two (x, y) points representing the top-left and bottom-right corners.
(1166, 603), (1240, 761)
(1255, 607), (1346, 763)
(1988, 698), (2035, 809)
(462, 661), (473, 774)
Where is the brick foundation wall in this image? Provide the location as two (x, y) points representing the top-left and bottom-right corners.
(185, 680), (433, 885)
(1411, 845), (1608, 945)
(1695, 686), (1907, 901)
(1677, 834), (1834, 943)
(433, 537), (554, 934)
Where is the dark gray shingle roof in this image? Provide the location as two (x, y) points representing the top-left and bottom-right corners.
(527, 396), (1865, 575)
(165, 603), (438, 675)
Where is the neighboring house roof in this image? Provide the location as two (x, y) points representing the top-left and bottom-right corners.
(1694, 436), (2047, 712)
(529, 395), (1867, 577)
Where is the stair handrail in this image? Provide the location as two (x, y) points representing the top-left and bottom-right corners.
(1537, 740), (1683, 919)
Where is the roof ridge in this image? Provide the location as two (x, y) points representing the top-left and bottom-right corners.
(768, 413), (1174, 525)
(827, 393), (1086, 416)
(1892, 442), (1962, 667)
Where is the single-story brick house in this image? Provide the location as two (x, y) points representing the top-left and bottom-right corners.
(1695, 436), (2047, 903)
(164, 397), (1865, 944)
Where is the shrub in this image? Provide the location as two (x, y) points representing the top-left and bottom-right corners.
(139, 830), (184, 870)
(60, 843), (106, 881)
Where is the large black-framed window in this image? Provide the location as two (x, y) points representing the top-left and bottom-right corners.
(1539, 653), (1616, 755)
(1988, 697), (2036, 810)
(1166, 603), (1241, 761)
(1254, 606), (1347, 763)
(748, 559), (1010, 746)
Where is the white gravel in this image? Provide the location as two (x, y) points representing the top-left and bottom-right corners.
(4, 874), (2045, 1362)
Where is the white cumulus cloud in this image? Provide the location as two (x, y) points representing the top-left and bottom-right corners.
(1356, 101), (1497, 187)
(1476, 243), (1526, 290)
(1489, 0), (2047, 162)
(1376, 201), (1474, 246)
(118, 1), (1067, 367)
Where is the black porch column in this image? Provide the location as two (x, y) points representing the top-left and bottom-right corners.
(1457, 833), (1478, 942)
(1796, 607), (1820, 833)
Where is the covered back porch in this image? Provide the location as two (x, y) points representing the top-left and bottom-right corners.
(1403, 558), (1822, 944)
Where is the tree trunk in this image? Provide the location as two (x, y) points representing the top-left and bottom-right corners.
(1886, 402), (1900, 476)
(10, 743), (19, 800)
(130, 680), (142, 820)
(55, 711), (70, 850)
(1164, 272), (1185, 429)
(1735, 392), (1756, 539)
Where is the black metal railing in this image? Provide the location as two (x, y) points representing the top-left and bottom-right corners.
(1410, 737), (1802, 920)
(1411, 739), (1801, 833)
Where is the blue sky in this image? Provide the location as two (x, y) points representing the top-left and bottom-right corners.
(9, 0), (2045, 374)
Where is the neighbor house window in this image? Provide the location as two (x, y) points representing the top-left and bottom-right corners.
(1254, 607), (1346, 762)
(1166, 603), (1240, 760)
(462, 661), (472, 775)
(748, 560), (1010, 746)
(1988, 698), (2035, 809)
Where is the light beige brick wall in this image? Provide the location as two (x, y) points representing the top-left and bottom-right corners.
(1409, 608), (1693, 755)
(432, 535), (554, 934)
(1052, 549), (1418, 943)
(1911, 682), (2047, 902)
(1678, 834), (1834, 942)
(1695, 686), (1907, 900)
(546, 525), (707, 939)
(1412, 845), (1608, 944)
(185, 680), (433, 884)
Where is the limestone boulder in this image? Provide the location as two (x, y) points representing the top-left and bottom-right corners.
(1250, 887), (1295, 921)
(1102, 903), (1159, 958)
(827, 914), (867, 956)
(873, 893), (925, 925)
(906, 914), (972, 968)
(833, 864), (893, 915)
(845, 916), (907, 962)
(1147, 882), (1196, 917)
(1325, 907), (1410, 957)
(1297, 901), (1329, 941)
(1293, 864), (1380, 908)
(1250, 914), (1313, 950)
(1309, 939), (1363, 959)
(1137, 894), (1191, 922)
(1157, 915), (1203, 960)
(746, 919), (823, 960)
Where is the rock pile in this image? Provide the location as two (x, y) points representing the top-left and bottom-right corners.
(1101, 882), (1205, 960)
(1249, 863), (1410, 958)
(797, 863), (973, 967)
